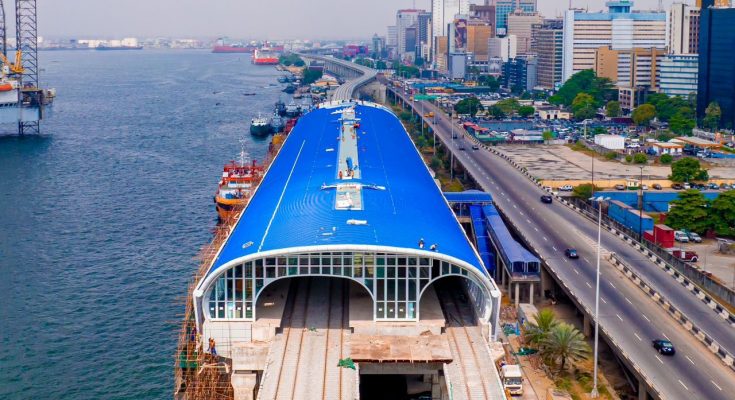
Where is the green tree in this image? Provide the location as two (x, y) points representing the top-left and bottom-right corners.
(542, 130), (554, 141)
(710, 190), (735, 237)
(703, 101), (721, 131)
(518, 105), (536, 118)
(549, 69), (615, 107)
(541, 323), (591, 372)
(632, 104), (656, 126)
(496, 98), (521, 115)
(605, 152), (617, 160)
(430, 156), (442, 170)
(669, 157), (709, 182)
(669, 110), (695, 135)
(625, 154), (633, 163)
(665, 190), (711, 233)
(524, 309), (559, 347)
(633, 153), (648, 164)
(488, 105), (506, 119)
(572, 183), (599, 200)
(659, 154), (673, 164)
(376, 60), (387, 69)
(571, 93), (597, 120)
(478, 75), (500, 91)
(302, 68), (323, 85)
(454, 97), (484, 116)
(606, 100), (621, 118)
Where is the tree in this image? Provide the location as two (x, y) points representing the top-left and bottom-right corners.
(542, 130), (554, 141)
(659, 154), (673, 164)
(606, 100), (621, 118)
(632, 104), (656, 126)
(572, 183), (599, 200)
(541, 323), (591, 372)
(633, 153), (648, 164)
(571, 93), (597, 120)
(703, 101), (721, 131)
(488, 105), (506, 119)
(375, 60), (388, 70)
(454, 97), (484, 116)
(302, 68), (323, 85)
(478, 75), (500, 91)
(669, 110), (695, 135)
(518, 105), (535, 118)
(669, 157), (708, 182)
(710, 190), (735, 237)
(549, 69), (615, 107)
(524, 309), (559, 347)
(496, 98), (521, 115)
(665, 190), (711, 233)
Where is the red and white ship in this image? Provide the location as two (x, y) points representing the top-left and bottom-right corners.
(252, 47), (279, 65)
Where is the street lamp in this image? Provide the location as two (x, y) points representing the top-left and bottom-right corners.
(589, 195), (610, 398)
(638, 166), (645, 241)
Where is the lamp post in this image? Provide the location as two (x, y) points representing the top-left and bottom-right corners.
(450, 112), (455, 181)
(589, 195), (609, 398)
(638, 166), (645, 241)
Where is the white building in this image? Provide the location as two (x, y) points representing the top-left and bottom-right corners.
(432, 0), (470, 65)
(658, 54), (699, 96)
(594, 134), (625, 150)
(488, 35), (517, 62)
(396, 9), (421, 60)
(507, 10), (543, 55)
(667, 2), (700, 55)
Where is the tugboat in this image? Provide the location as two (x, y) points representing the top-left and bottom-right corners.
(270, 114), (285, 133)
(274, 100), (286, 116)
(282, 83), (297, 94)
(213, 148), (265, 220)
(285, 101), (300, 118)
(250, 113), (272, 136)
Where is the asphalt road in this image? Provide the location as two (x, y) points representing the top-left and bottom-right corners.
(390, 89), (735, 399)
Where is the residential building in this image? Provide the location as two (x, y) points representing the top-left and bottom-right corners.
(659, 54), (699, 96)
(697, 4), (735, 129)
(531, 19), (564, 89)
(489, 35), (517, 62)
(502, 55), (538, 92)
(495, 0), (537, 35)
(507, 10), (542, 55)
(562, 1), (666, 82)
(668, 3), (700, 55)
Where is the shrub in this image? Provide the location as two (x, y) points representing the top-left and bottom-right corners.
(660, 154), (673, 164)
(633, 153), (648, 164)
(605, 152), (617, 160)
(625, 155), (633, 163)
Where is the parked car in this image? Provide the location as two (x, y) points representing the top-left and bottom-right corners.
(708, 183), (720, 190)
(652, 339), (676, 355)
(641, 184), (649, 190)
(721, 183), (731, 190)
(683, 183), (691, 190)
(652, 183), (663, 190)
(672, 183), (684, 190)
(540, 195), (553, 204)
(565, 248), (579, 259)
(674, 231), (690, 243)
(687, 232), (702, 243)
(615, 184), (626, 191)
(672, 249), (699, 262)
(559, 185), (573, 192)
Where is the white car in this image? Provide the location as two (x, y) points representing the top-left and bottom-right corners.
(674, 231), (690, 243)
(559, 185), (573, 192)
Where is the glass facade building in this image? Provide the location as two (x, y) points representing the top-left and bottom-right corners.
(659, 55), (698, 97)
(697, 6), (735, 129)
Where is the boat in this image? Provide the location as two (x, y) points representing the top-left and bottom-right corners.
(285, 101), (300, 117)
(282, 84), (297, 94)
(213, 150), (265, 220)
(96, 46), (143, 50)
(250, 113), (272, 136)
(212, 37), (255, 53)
(277, 76), (289, 84)
(252, 47), (279, 65)
(270, 114), (285, 133)
(274, 100), (286, 116)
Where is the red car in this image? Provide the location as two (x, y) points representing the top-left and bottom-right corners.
(671, 249), (699, 263)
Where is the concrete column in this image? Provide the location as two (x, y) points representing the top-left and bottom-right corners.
(431, 372), (441, 400)
(231, 372), (258, 400)
(529, 283), (534, 305)
(514, 283), (519, 307)
(638, 379), (649, 400)
(583, 313), (592, 337)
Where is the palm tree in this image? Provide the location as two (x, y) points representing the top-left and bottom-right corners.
(541, 323), (591, 371)
(524, 308), (559, 347)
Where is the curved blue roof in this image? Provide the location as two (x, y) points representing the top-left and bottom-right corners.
(208, 102), (485, 276)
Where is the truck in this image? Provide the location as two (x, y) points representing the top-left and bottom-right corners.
(671, 249), (699, 262)
(501, 364), (523, 395)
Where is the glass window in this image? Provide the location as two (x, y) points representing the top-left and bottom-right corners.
(277, 257), (287, 266)
(397, 267), (406, 278)
(388, 266), (396, 278)
(408, 302), (416, 319)
(387, 256), (396, 266)
(376, 256), (386, 266)
(288, 257), (298, 266)
(387, 280), (396, 301)
(266, 267), (276, 278)
(398, 257), (407, 266)
(333, 256), (342, 266)
(311, 256), (320, 266)
(266, 258), (276, 266)
(300, 256), (309, 266)
(397, 302), (406, 319)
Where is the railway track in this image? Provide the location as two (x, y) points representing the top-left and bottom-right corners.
(272, 278), (312, 400)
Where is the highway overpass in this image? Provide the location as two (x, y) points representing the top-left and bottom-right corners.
(386, 83), (735, 400)
(297, 53), (377, 101)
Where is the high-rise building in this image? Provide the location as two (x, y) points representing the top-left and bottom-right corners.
(489, 35), (517, 62)
(668, 3), (700, 55)
(495, 0), (537, 35)
(562, 2), (666, 82)
(659, 54), (699, 96)
(532, 19), (564, 89)
(387, 26), (398, 48)
(507, 9), (542, 55)
(432, 0), (470, 68)
(371, 34), (386, 58)
(467, 20), (494, 62)
(594, 47), (664, 91)
(418, 12), (433, 62)
(697, 5), (735, 129)
(502, 55), (538, 92)
(396, 9), (422, 61)
(470, 1), (496, 27)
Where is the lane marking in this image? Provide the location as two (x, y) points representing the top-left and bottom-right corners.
(552, 246), (558, 252)
(526, 219), (532, 224)
(586, 282), (592, 288)
(625, 297), (633, 305)
(663, 333), (671, 340)
(609, 282), (617, 289)
(678, 380), (689, 391)
(534, 227), (539, 232)
(685, 356), (695, 365)
(655, 355), (663, 364)
(574, 268), (580, 275)
(711, 380), (722, 391)
(583, 258), (590, 264)
(634, 333), (642, 341)
(642, 314), (650, 322)
(543, 236), (548, 241)
(601, 297), (607, 304)
(616, 314), (623, 322)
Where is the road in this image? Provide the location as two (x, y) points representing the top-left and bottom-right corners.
(389, 87), (735, 399)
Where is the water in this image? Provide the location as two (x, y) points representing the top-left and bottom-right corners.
(0, 50), (286, 399)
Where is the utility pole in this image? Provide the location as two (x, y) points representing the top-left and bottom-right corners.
(639, 166), (644, 241)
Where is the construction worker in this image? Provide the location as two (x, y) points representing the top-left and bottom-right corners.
(208, 338), (217, 356)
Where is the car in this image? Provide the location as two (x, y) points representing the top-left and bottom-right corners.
(565, 248), (579, 259)
(641, 184), (649, 190)
(687, 232), (702, 243)
(708, 183), (720, 190)
(672, 249), (699, 262)
(722, 183), (732, 190)
(672, 183), (684, 190)
(472, 144), (480, 150)
(559, 185), (573, 192)
(615, 184), (626, 191)
(652, 339), (676, 355)
(652, 183), (662, 190)
(683, 183), (691, 190)
(540, 195), (553, 204)
(452, 133), (458, 139)
(674, 231), (690, 243)
(458, 145), (466, 151)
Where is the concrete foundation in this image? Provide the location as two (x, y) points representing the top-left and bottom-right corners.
(231, 372), (258, 400)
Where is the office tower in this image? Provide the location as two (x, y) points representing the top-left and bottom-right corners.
(532, 19), (564, 89)
(396, 9), (422, 61)
(495, 0), (537, 35)
(659, 54), (699, 96)
(467, 20), (494, 62)
(489, 35), (517, 62)
(507, 9), (542, 54)
(668, 3), (701, 55)
(697, 5), (735, 128)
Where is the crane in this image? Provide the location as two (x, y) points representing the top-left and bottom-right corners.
(0, 49), (24, 76)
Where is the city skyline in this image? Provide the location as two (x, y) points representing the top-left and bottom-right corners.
(31, 0), (694, 40)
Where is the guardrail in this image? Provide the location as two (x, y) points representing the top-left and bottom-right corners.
(608, 252), (735, 371)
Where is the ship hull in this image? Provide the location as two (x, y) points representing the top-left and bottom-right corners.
(214, 196), (247, 220)
(250, 123), (272, 136)
(212, 46), (251, 53)
(253, 59), (279, 65)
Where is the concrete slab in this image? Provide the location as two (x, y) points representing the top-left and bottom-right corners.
(350, 333), (452, 363)
(253, 279), (291, 341)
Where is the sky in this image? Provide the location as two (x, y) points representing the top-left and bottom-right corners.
(32, 0), (692, 40)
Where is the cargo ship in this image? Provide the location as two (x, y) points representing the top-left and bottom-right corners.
(212, 37), (256, 53)
(252, 47), (279, 65)
(95, 45), (143, 50)
(213, 151), (265, 221)
(250, 113), (272, 136)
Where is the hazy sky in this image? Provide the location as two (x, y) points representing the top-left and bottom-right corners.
(34, 0), (692, 40)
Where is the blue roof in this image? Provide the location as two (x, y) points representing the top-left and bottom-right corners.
(444, 190), (493, 204)
(208, 102), (485, 276)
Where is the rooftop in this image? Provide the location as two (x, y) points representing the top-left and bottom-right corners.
(207, 101), (485, 277)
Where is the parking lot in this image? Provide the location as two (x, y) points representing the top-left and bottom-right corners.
(673, 240), (735, 290)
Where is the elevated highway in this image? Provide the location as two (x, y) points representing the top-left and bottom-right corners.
(387, 84), (735, 400)
(296, 53), (377, 101)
